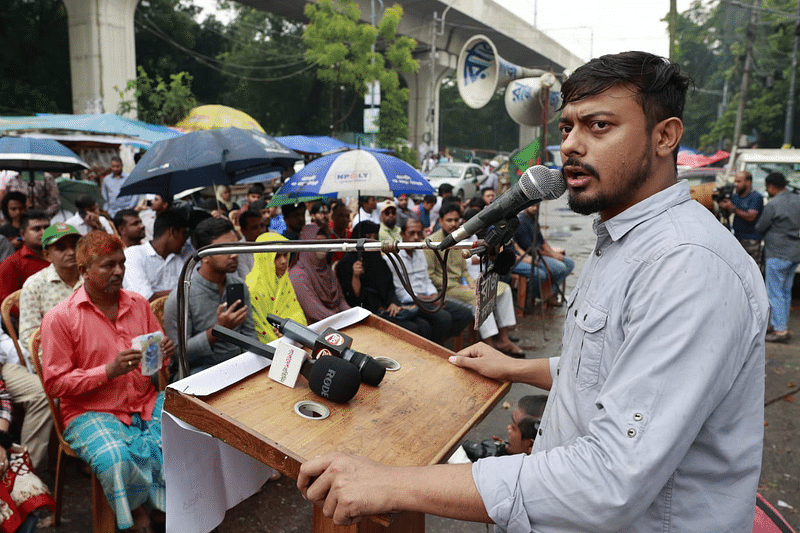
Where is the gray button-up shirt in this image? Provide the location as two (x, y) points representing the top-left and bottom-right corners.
(473, 182), (768, 532)
(755, 189), (800, 263)
(164, 271), (255, 374)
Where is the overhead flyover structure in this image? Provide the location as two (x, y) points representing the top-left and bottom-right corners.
(237, 0), (584, 160)
(59, 0), (582, 161)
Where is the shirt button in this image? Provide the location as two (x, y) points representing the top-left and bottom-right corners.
(627, 428), (637, 438)
(595, 249), (603, 257)
(633, 413), (643, 421)
(538, 428), (543, 436)
(556, 368), (560, 376)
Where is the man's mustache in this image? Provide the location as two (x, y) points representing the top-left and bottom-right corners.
(562, 158), (600, 179)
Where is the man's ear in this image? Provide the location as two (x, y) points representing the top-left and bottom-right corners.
(654, 117), (683, 158)
(523, 438), (535, 455)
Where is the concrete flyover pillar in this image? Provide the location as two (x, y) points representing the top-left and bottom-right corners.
(404, 51), (456, 167)
(62, 0), (139, 116)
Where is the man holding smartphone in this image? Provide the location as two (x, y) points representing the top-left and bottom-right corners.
(163, 217), (255, 374)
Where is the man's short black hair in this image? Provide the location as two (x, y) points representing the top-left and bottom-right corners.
(1, 191), (26, 221)
(247, 183), (266, 196)
(75, 194), (98, 211)
(438, 183), (453, 196)
(250, 199), (268, 211)
(423, 194), (436, 205)
(239, 210), (262, 230)
(400, 217), (423, 233)
(352, 221), (379, 238)
(113, 209), (139, 230)
(281, 202), (305, 218)
(153, 209), (189, 239)
(191, 216), (235, 250)
(765, 172), (788, 189)
(438, 202), (461, 219)
(517, 395), (548, 440)
(19, 210), (48, 232)
(310, 200), (331, 215)
(359, 196), (376, 207)
(561, 51), (692, 160)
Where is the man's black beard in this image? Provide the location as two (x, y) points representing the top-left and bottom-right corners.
(565, 147), (652, 216)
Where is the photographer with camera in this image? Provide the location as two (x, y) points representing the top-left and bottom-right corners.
(717, 171), (763, 262)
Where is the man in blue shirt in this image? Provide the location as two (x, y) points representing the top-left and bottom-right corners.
(101, 156), (139, 217)
(719, 170), (763, 262)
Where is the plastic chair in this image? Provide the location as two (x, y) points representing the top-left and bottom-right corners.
(28, 328), (116, 533)
(149, 296), (170, 390)
(1, 289), (28, 369)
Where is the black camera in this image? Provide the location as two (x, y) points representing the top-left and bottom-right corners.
(461, 439), (509, 462)
(712, 183), (735, 204)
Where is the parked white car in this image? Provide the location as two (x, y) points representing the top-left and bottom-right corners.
(425, 162), (489, 200)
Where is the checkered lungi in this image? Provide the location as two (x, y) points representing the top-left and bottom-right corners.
(62, 392), (166, 529)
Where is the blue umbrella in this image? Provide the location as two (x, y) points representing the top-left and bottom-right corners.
(118, 127), (302, 198)
(0, 136), (89, 172)
(277, 149), (434, 199)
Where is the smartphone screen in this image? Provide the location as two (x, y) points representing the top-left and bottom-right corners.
(226, 283), (245, 309)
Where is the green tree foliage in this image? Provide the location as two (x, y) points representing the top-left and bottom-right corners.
(303, 0), (419, 146)
(0, 0), (71, 115)
(116, 67), (198, 126)
(675, 0), (800, 150)
(439, 79), (520, 153)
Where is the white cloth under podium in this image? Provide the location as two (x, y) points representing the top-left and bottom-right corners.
(163, 307), (371, 533)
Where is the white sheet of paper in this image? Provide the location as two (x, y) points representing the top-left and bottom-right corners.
(162, 411), (273, 533)
(168, 306), (372, 396)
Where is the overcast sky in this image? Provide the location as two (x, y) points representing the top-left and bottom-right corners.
(191, 0), (695, 62)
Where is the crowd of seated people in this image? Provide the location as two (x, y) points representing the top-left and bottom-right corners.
(0, 160), (552, 531)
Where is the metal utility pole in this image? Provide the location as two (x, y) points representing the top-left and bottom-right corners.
(732, 0), (759, 150)
(782, 0), (800, 147)
(669, 0), (678, 60)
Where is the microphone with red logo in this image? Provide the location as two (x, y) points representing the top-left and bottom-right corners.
(211, 325), (361, 403)
(267, 314), (386, 386)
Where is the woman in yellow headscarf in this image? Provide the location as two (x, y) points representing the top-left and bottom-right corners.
(246, 232), (307, 342)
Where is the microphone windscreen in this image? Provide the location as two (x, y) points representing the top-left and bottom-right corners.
(520, 165), (567, 201)
(359, 356), (387, 387)
(306, 355), (361, 403)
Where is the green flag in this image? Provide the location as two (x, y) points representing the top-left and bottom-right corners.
(508, 140), (541, 184)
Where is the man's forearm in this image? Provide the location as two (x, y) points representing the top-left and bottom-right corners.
(394, 464), (492, 523)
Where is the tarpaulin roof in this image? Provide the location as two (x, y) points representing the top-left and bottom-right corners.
(0, 113), (183, 147)
(677, 148), (729, 168)
(276, 135), (392, 155)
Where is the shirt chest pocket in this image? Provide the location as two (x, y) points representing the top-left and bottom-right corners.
(574, 300), (608, 390)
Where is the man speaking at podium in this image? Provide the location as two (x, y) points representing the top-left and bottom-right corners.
(298, 51), (768, 532)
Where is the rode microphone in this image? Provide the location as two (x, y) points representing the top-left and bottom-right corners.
(266, 314), (386, 387)
(438, 165), (567, 250)
(210, 326), (361, 403)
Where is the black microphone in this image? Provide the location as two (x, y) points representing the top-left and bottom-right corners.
(438, 165), (567, 250)
(266, 314), (386, 387)
(210, 326), (361, 403)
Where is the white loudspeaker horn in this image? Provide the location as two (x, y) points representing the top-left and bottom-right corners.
(456, 35), (546, 109)
(504, 74), (562, 127)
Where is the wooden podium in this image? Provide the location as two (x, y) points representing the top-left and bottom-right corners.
(164, 314), (509, 532)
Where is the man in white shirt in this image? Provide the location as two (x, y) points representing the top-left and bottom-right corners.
(123, 209), (190, 301)
(63, 194), (114, 236)
(384, 218), (472, 344)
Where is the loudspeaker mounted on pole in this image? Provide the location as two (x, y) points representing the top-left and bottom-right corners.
(456, 35), (565, 126)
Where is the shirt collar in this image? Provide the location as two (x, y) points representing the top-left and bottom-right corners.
(74, 284), (134, 317)
(20, 244), (41, 259)
(598, 181), (690, 242)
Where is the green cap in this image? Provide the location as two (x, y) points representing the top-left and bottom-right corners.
(41, 223), (80, 248)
